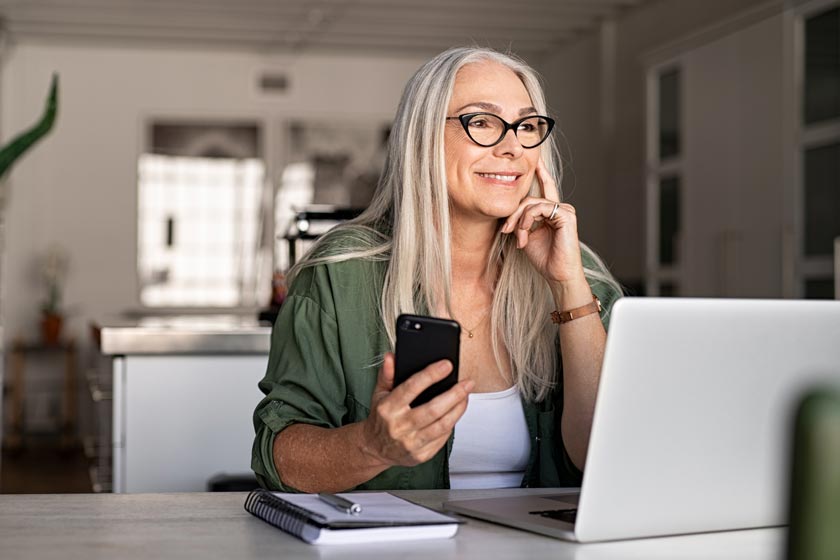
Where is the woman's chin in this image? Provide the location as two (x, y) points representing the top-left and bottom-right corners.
(450, 201), (521, 222)
(483, 203), (520, 220)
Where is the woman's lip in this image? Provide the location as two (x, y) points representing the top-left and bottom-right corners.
(475, 172), (522, 183)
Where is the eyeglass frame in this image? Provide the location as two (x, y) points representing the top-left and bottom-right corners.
(445, 112), (556, 149)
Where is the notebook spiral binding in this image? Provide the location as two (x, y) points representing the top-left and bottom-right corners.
(244, 488), (327, 537)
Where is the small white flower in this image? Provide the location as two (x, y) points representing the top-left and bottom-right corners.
(40, 244), (69, 314)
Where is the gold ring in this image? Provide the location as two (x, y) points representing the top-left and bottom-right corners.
(548, 203), (559, 221)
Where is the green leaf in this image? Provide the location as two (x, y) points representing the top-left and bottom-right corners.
(0, 73), (59, 180)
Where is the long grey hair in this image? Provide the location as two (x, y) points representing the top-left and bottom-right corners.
(289, 47), (621, 402)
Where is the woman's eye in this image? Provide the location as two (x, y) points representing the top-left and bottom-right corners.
(518, 122), (536, 132)
(469, 119), (488, 128)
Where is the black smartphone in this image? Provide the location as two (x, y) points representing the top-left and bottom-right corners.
(394, 314), (461, 408)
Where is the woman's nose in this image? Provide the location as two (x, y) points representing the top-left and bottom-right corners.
(493, 128), (525, 158)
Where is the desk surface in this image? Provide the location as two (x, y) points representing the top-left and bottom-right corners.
(0, 489), (784, 560)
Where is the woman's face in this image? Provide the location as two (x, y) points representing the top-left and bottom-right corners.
(444, 60), (541, 223)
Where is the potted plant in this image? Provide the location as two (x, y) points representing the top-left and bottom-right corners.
(39, 244), (69, 345)
(2, 76), (60, 342)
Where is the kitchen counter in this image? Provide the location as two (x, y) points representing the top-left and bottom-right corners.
(93, 315), (272, 355)
(90, 314), (272, 492)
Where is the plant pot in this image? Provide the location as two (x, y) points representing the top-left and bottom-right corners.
(41, 313), (63, 345)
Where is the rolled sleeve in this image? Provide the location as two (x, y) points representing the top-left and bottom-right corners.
(593, 279), (622, 332)
(251, 267), (347, 492)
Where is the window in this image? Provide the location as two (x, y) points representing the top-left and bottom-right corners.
(804, 141), (840, 257)
(659, 69), (682, 160)
(646, 66), (683, 296)
(796, 3), (840, 299)
(804, 7), (840, 124)
(137, 122), (269, 307)
(658, 175), (681, 266)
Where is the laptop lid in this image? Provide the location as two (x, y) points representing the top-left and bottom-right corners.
(575, 297), (840, 542)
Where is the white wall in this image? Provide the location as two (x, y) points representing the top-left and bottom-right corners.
(2, 1), (783, 343)
(681, 14), (784, 297)
(0, 42), (427, 439)
(0, 1), (792, 439)
(538, 33), (608, 257)
(538, 0), (780, 288)
(0, 42), (427, 346)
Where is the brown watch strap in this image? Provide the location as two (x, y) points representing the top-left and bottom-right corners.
(551, 295), (602, 325)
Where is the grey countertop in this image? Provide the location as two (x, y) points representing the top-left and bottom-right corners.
(93, 314), (272, 355)
(0, 490), (784, 560)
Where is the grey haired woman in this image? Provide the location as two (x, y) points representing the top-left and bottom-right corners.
(252, 46), (622, 493)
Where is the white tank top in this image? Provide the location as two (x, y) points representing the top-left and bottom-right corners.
(448, 385), (531, 489)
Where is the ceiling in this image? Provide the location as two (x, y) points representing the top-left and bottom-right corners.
(0, 0), (648, 56)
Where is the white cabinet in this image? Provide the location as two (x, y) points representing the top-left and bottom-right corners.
(683, 16), (785, 298)
(112, 354), (267, 493)
(647, 13), (786, 298)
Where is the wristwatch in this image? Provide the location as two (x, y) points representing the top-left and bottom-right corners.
(551, 295), (602, 325)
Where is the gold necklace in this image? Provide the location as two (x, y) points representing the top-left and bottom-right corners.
(458, 309), (490, 339)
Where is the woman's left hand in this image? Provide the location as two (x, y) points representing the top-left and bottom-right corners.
(500, 158), (584, 285)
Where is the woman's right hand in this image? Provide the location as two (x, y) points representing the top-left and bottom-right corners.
(360, 352), (474, 468)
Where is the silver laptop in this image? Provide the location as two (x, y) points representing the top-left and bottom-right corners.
(445, 297), (840, 542)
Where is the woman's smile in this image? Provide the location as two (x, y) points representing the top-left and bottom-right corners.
(475, 171), (523, 186)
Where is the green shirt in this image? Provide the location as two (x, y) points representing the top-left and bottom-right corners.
(252, 245), (621, 492)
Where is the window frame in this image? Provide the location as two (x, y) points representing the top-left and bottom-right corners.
(786, 0), (840, 298)
(645, 61), (685, 297)
(134, 115), (276, 313)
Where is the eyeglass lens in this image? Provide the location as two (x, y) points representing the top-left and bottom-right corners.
(466, 114), (551, 148)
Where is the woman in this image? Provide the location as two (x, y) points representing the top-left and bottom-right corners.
(252, 47), (622, 493)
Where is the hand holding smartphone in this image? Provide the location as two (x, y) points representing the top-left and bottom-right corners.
(394, 314), (461, 407)
(359, 315), (468, 468)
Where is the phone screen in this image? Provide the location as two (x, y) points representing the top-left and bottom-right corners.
(394, 314), (461, 407)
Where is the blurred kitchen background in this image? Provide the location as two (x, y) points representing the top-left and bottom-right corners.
(0, 0), (837, 493)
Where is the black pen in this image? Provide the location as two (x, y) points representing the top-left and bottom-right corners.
(317, 493), (363, 515)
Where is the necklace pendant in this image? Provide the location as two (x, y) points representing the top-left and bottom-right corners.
(468, 331), (474, 338)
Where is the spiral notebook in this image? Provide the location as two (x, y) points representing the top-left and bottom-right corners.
(244, 489), (463, 545)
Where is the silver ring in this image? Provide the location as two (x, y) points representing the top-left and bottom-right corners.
(548, 203), (559, 221)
